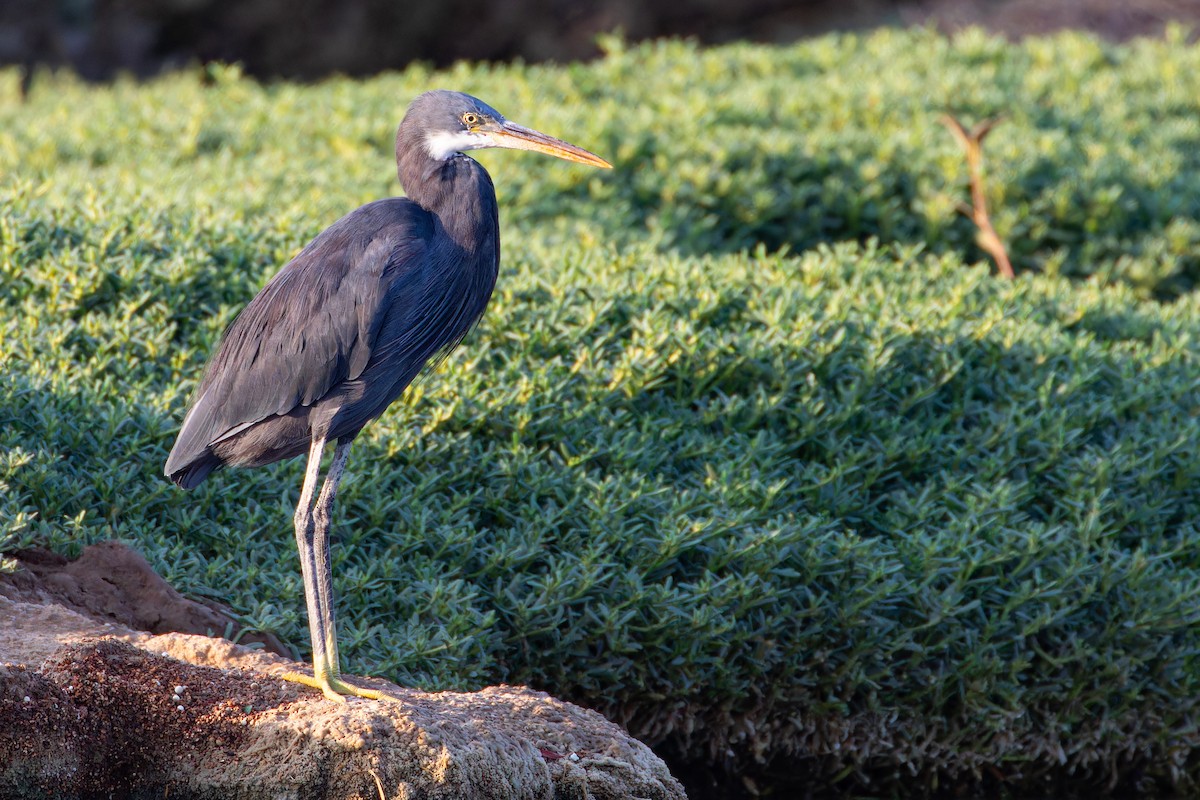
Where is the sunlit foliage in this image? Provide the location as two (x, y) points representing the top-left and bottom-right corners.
(2, 28), (1199, 794)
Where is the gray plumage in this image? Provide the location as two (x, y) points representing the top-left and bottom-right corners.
(162, 89), (609, 701)
(166, 91), (500, 488)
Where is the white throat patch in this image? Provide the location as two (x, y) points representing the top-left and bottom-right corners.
(425, 130), (492, 161)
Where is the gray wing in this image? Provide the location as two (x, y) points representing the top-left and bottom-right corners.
(164, 198), (432, 479)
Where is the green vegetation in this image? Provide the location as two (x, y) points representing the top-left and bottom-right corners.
(2, 27), (1200, 795)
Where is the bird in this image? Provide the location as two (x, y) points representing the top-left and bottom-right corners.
(164, 90), (611, 701)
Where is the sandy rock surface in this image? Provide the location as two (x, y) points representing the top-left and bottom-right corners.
(0, 544), (685, 800)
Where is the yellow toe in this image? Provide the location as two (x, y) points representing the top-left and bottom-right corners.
(282, 670), (390, 702)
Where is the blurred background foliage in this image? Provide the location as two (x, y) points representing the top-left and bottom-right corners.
(2, 26), (1200, 796)
(2, 0), (1198, 81)
(4, 1), (1200, 798)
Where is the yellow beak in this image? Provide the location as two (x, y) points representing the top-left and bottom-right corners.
(487, 122), (612, 169)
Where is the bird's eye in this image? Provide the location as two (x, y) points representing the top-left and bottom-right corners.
(462, 112), (480, 127)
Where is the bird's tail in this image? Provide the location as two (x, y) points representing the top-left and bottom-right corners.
(167, 451), (222, 490)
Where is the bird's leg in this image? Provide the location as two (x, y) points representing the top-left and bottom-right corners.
(310, 438), (350, 676)
(282, 436), (387, 702)
(282, 436), (337, 697)
(309, 438), (386, 701)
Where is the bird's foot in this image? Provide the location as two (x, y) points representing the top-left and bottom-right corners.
(281, 669), (394, 703)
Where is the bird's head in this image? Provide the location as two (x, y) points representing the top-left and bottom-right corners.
(402, 90), (611, 169)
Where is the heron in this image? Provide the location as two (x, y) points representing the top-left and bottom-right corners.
(164, 90), (611, 701)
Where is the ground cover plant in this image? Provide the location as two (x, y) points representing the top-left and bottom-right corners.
(2, 27), (1199, 796)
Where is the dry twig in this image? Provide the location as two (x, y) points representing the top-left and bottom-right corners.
(940, 114), (1014, 279)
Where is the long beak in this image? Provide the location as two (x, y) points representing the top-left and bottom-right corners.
(487, 122), (612, 169)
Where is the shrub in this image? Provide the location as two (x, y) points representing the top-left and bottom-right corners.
(2, 29), (1200, 795)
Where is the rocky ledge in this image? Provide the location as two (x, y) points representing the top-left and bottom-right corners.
(0, 543), (684, 800)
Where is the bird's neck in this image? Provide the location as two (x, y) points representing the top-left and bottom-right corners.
(396, 145), (499, 253)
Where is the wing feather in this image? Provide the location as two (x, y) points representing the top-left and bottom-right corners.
(164, 198), (431, 477)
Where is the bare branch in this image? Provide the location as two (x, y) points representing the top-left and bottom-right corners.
(940, 113), (1014, 279)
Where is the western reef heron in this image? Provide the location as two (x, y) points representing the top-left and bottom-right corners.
(165, 90), (611, 701)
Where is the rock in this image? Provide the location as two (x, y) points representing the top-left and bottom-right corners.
(0, 549), (685, 800)
(0, 543), (289, 656)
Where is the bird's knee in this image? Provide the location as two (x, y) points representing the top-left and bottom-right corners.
(312, 503), (333, 530)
